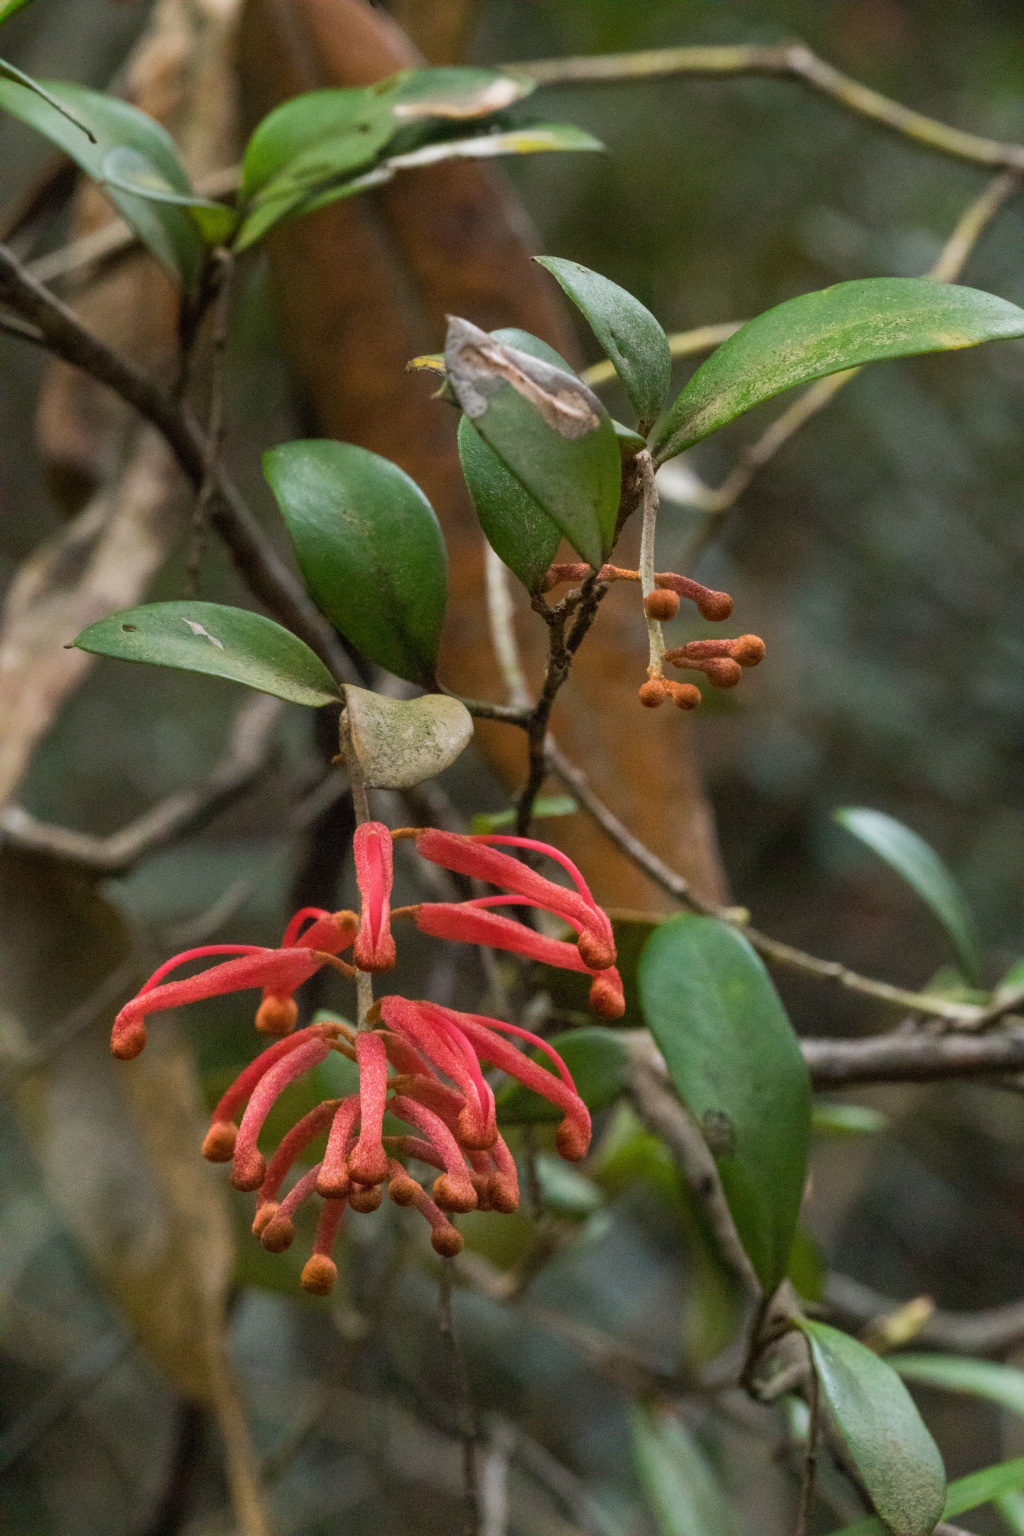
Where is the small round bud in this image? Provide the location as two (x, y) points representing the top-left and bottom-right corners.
(589, 974), (626, 1020)
(260, 1214), (295, 1252)
(487, 1177), (519, 1214)
(202, 1120), (237, 1162)
(348, 1147), (389, 1186)
(388, 1172), (420, 1207)
(231, 1151), (266, 1192)
(316, 1169), (350, 1200)
(644, 589), (680, 621)
(111, 1024), (146, 1060)
(666, 681), (701, 711)
(255, 996), (298, 1037)
(695, 589), (733, 622)
(638, 678), (668, 708)
(430, 1226), (464, 1258)
(704, 658), (742, 689)
(301, 1255), (338, 1295)
(348, 1183), (383, 1214)
(432, 1174), (478, 1214)
(252, 1201), (279, 1237)
(556, 1118), (590, 1162)
(576, 929), (615, 971)
(733, 634), (766, 666)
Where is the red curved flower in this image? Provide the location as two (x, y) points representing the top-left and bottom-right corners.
(353, 822), (397, 972)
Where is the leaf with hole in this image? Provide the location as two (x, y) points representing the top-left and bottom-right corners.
(0, 79), (207, 288)
(457, 327), (574, 590)
(835, 806), (982, 983)
(73, 601), (340, 707)
(796, 1318), (946, 1536)
(639, 914), (811, 1294)
(632, 1402), (741, 1536)
(825, 1456), (1024, 1536)
(265, 439), (447, 687)
(343, 685), (472, 790)
(494, 1028), (629, 1124)
(536, 256), (671, 430)
(650, 278), (1024, 463)
(446, 317), (621, 568)
(892, 1354), (1024, 1419)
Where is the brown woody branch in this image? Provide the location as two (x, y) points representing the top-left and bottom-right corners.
(0, 240), (355, 684)
(0, 694), (283, 874)
(826, 1271), (1024, 1354)
(515, 42), (1024, 172)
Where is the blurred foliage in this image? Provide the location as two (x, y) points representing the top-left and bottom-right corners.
(4, 0), (1024, 1533)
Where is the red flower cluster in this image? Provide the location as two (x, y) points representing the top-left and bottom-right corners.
(111, 825), (622, 1294)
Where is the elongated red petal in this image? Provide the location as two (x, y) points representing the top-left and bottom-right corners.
(316, 1095), (362, 1199)
(257, 1098), (341, 1208)
(380, 997), (494, 1148)
(391, 1094), (477, 1211)
(112, 949), (325, 1060)
(454, 1013), (591, 1161)
(414, 830), (615, 970)
(209, 1025), (326, 1127)
(354, 822), (397, 972)
(348, 1032), (390, 1186)
(233, 1036), (330, 1190)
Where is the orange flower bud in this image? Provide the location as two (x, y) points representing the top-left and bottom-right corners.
(255, 996), (299, 1037)
(644, 589), (680, 621)
(704, 658), (742, 689)
(202, 1120), (237, 1162)
(733, 634), (766, 666)
(638, 678), (668, 708)
(430, 1226), (464, 1258)
(260, 1214), (296, 1252)
(388, 1171), (421, 1206)
(348, 1183), (383, 1213)
(666, 681), (701, 710)
(300, 1254), (338, 1295)
(433, 1173), (478, 1213)
(252, 1202), (279, 1237)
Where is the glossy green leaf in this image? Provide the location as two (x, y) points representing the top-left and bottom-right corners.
(535, 256), (671, 430)
(796, 1319), (946, 1536)
(446, 317), (621, 568)
(825, 1457), (1024, 1536)
(812, 1102), (888, 1137)
(241, 83), (395, 197)
(631, 1403), (741, 1536)
(786, 1223), (825, 1303)
(457, 327), (572, 590)
(650, 278), (1024, 463)
(494, 1028), (629, 1124)
(892, 1354), (1024, 1418)
(0, 57), (94, 134)
(835, 806), (982, 983)
(385, 65), (534, 120)
(0, 79), (207, 288)
(73, 601), (340, 707)
(264, 440), (447, 687)
(639, 914), (811, 1294)
(471, 796), (576, 833)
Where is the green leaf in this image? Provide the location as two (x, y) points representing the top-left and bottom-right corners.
(796, 1319), (946, 1536)
(385, 65), (534, 120)
(73, 601), (340, 707)
(787, 1223), (825, 1303)
(995, 955), (1024, 1006)
(533, 1152), (604, 1216)
(650, 277), (1024, 463)
(241, 83), (395, 198)
(0, 79), (206, 288)
(471, 795), (576, 833)
(638, 914), (811, 1294)
(457, 326), (572, 591)
(446, 316), (622, 568)
(0, 58), (95, 135)
(535, 256), (671, 430)
(835, 806), (982, 984)
(494, 1028), (629, 1124)
(996, 1490), (1024, 1536)
(892, 1354), (1024, 1418)
(264, 440), (447, 687)
(825, 1457), (1024, 1536)
(631, 1403), (741, 1536)
(812, 1102), (888, 1137)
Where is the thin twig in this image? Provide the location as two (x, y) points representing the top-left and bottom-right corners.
(637, 450), (665, 679)
(545, 737), (985, 1024)
(439, 1261), (480, 1536)
(801, 1026), (1024, 1084)
(0, 694), (283, 873)
(185, 248), (235, 594)
(795, 1342), (820, 1536)
(0, 240), (354, 683)
(513, 42), (1024, 172)
(825, 1272), (1024, 1353)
